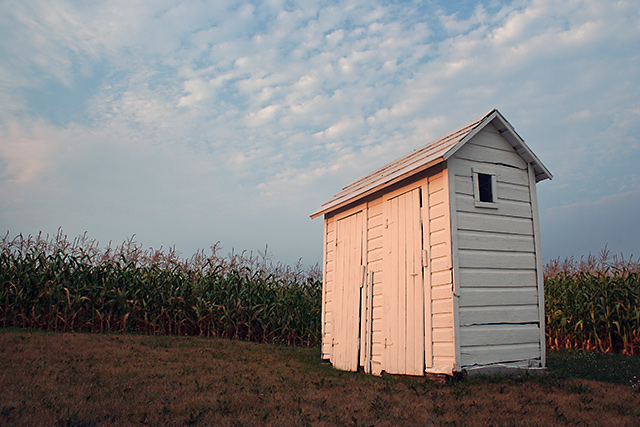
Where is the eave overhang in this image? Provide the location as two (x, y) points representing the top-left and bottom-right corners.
(311, 109), (552, 219)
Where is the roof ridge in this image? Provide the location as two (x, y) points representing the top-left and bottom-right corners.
(311, 108), (550, 219)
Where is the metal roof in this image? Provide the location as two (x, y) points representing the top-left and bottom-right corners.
(310, 109), (552, 219)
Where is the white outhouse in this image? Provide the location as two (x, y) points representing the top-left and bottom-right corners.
(310, 109), (552, 376)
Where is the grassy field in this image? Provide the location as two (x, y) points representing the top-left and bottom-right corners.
(1, 329), (639, 426)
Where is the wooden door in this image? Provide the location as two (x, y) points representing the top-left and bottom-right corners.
(384, 187), (425, 375)
(332, 210), (365, 371)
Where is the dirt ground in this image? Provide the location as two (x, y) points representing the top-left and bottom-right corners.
(1, 330), (638, 426)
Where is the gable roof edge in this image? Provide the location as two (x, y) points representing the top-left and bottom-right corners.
(443, 109), (553, 182)
(442, 109), (499, 160)
(310, 109), (552, 219)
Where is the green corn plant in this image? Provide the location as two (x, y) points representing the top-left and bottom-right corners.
(545, 252), (640, 355)
(0, 231), (322, 346)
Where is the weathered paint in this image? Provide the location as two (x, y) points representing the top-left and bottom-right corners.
(314, 109), (551, 376)
(450, 124), (544, 370)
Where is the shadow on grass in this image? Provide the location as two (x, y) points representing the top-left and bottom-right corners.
(547, 349), (640, 387)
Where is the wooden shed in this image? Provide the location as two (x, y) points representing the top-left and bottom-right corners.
(310, 109), (552, 376)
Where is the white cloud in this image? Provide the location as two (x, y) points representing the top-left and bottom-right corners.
(0, 0), (638, 265)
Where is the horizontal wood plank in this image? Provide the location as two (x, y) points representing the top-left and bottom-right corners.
(432, 328), (454, 343)
(429, 202), (448, 220)
(459, 287), (539, 307)
(458, 268), (537, 287)
(497, 182), (531, 203)
(368, 247), (383, 263)
(466, 125), (513, 151)
(456, 194), (533, 218)
(430, 216), (449, 233)
(432, 298), (453, 314)
(459, 343), (540, 367)
(430, 229), (449, 246)
(457, 211), (534, 235)
(454, 175), (530, 202)
(454, 140), (527, 169)
(367, 214), (384, 229)
(452, 159), (530, 186)
(459, 305), (540, 326)
(457, 230), (535, 252)
(369, 259), (383, 274)
(433, 343), (455, 357)
(368, 199), (383, 215)
(429, 173), (445, 191)
(457, 249), (536, 270)
(432, 284), (452, 300)
(432, 313), (453, 328)
(459, 324), (541, 347)
(429, 188), (447, 205)
(430, 241), (449, 259)
(430, 257), (451, 273)
(432, 270), (452, 286)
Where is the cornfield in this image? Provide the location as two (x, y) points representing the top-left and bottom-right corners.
(0, 231), (322, 346)
(545, 248), (640, 355)
(3, 230), (640, 355)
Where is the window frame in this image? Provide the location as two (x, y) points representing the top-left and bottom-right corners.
(472, 166), (498, 209)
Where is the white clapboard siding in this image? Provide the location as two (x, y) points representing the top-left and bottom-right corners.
(459, 343), (541, 366)
(459, 324), (541, 347)
(456, 195), (533, 219)
(314, 109), (550, 376)
(457, 212), (534, 235)
(458, 269), (538, 288)
(360, 199), (378, 373)
(322, 218), (336, 359)
(367, 198), (385, 374)
(459, 287), (539, 307)
(454, 131), (527, 169)
(451, 125), (543, 370)
(427, 170), (455, 374)
(457, 230), (535, 252)
(458, 305), (540, 326)
(454, 175), (532, 203)
(457, 251), (536, 270)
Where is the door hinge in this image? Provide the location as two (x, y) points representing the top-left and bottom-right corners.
(422, 249), (428, 268)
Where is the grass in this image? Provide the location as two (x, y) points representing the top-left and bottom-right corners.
(1, 329), (639, 426)
(547, 348), (640, 386)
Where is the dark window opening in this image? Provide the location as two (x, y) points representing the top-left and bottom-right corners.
(478, 173), (493, 203)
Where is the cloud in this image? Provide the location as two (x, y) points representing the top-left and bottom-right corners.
(0, 0), (638, 265)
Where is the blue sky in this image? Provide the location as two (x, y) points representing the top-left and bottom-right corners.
(1, 0), (639, 266)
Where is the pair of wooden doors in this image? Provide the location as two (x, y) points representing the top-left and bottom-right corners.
(332, 186), (426, 375)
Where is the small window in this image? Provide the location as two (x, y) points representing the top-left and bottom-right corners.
(473, 168), (498, 208)
(478, 173), (493, 202)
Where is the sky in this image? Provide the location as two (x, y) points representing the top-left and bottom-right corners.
(1, 0), (639, 267)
